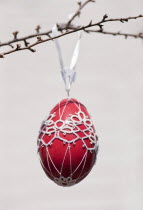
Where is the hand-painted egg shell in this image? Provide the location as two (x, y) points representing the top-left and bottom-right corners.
(37, 98), (98, 187)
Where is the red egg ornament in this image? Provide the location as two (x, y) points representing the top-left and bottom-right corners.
(37, 98), (99, 187)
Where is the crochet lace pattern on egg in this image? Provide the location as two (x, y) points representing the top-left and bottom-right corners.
(37, 99), (99, 186)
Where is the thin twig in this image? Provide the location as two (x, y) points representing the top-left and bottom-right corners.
(1, 14), (143, 57)
(0, 30), (52, 47)
(0, 23), (77, 48)
(0, 0), (143, 58)
(67, 0), (95, 26)
(85, 29), (143, 39)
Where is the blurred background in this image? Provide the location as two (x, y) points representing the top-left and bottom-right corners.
(0, 0), (143, 209)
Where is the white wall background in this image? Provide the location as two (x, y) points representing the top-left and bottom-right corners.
(0, 0), (143, 209)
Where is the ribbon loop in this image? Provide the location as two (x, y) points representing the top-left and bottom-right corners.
(52, 24), (81, 97)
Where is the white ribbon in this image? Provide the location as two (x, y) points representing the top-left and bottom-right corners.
(52, 24), (81, 97)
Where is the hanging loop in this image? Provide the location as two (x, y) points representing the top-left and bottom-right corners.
(52, 25), (81, 97)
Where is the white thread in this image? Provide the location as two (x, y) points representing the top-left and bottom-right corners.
(38, 110), (98, 151)
(71, 151), (87, 176)
(76, 151), (88, 180)
(46, 147), (60, 175)
(60, 144), (69, 175)
(54, 175), (76, 187)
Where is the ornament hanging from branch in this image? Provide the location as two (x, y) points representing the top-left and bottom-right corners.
(37, 25), (99, 187)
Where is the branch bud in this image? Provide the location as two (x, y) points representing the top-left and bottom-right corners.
(24, 39), (29, 47)
(35, 25), (41, 33)
(77, 2), (82, 7)
(37, 36), (42, 42)
(13, 31), (19, 39)
(102, 14), (108, 21)
(0, 54), (4, 58)
(88, 20), (92, 26)
(16, 44), (21, 50)
(29, 48), (36, 53)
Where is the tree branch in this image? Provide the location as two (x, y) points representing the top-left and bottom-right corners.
(85, 29), (143, 39)
(0, 0), (143, 58)
(67, 0), (95, 26)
